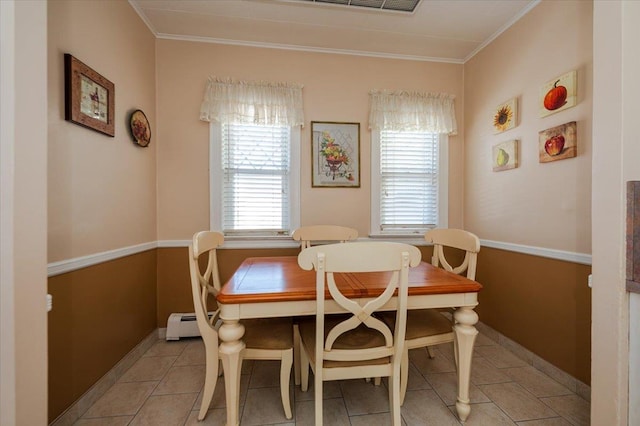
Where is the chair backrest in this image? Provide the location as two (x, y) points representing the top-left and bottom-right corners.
(188, 231), (225, 340)
(292, 225), (358, 250)
(298, 242), (421, 364)
(424, 228), (480, 280)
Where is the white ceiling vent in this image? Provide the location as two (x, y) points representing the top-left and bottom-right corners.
(291, 0), (422, 13)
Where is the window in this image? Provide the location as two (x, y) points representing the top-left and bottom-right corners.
(370, 130), (447, 235)
(210, 123), (300, 237)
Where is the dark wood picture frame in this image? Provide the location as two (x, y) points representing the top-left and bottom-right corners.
(627, 181), (640, 293)
(64, 54), (115, 137)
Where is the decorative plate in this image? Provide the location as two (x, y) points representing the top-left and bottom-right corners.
(130, 109), (151, 147)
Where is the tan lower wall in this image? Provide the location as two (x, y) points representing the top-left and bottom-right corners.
(156, 244), (590, 384)
(475, 246), (592, 385)
(49, 245), (590, 421)
(47, 250), (158, 422)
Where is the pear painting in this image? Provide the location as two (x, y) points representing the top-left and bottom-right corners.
(492, 140), (518, 172)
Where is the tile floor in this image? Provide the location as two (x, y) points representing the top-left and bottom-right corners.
(74, 331), (590, 425)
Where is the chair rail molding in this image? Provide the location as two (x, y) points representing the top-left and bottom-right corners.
(47, 242), (157, 277)
(47, 238), (592, 277)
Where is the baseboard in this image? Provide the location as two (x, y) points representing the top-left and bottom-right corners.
(49, 329), (159, 426)
(474, 320), (591, 401)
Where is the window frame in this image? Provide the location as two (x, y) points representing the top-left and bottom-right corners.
(209, 122), (300, 240)
(370, 130), (448, 237)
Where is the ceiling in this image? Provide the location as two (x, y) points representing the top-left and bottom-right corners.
(129, 0), (540, 63)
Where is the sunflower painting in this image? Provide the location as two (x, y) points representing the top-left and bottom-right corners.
(492, 97), (517, 134)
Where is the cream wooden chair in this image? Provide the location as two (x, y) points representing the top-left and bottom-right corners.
(292, 224), (358, 249)
(291, 225), (358, 385)
(297, 242), (421, 426)
(379, 228), (480, 404)
(188, 231), (294, 421)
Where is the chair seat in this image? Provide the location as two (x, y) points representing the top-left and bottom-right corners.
(244, 318), (294, 350)
(298, 317), (390, 367)
(379, 309), (452, 340)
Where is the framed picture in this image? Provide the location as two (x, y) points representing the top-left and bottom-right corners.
(492, 139), (518, 172)
(626, 181), (640, 292)
(311, 121), (360, 188)
(539, 121), (577, 163)
(129, 109), (151, 147)
(493, 97), (517, 134)
(540, 70), (577, 117)
(64, 53), (115, 136)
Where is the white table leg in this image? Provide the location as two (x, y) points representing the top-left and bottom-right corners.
(453, 306), (478, 422)
(218, 319), (246, 426)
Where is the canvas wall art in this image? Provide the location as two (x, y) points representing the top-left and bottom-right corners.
(492, 139), (518, 172)
(540, 70), (577, 117)
(493, 97), (517, 134)
(539, 121), (577, 163)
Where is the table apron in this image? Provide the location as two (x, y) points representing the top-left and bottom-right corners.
(219, 292), (479, 321)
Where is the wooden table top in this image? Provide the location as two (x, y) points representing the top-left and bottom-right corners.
(218, 256), (482, 305)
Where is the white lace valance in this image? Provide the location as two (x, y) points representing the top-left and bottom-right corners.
(200, 77), (304, 127)
(369, 90), (457, 135)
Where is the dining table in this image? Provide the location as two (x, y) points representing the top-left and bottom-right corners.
(216, 255), (482, 426)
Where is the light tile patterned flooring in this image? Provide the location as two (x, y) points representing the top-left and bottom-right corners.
(74, 332), (590, 425)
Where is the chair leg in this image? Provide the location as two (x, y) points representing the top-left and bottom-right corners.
(293, 324), (301, 386)
(427, 346), (436, 359)
(314, 372), (323, 426)
(280, 349), (293, 419)
(300, 343), (310, 392)
(389, 366), (402, 426)
(400, 347), (409, 405)
(453, 337), (459, 368)
(198, 341), (219, 421)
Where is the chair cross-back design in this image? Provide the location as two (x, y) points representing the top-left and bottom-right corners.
(426, 228), (480, 280)
(191, 230), (224, 321)
(292, 225), (358, 249)
(297, 242), (421, 426)
(291, 224), (358, 385)
(189, 231), (294, 421)
(380, 228), (480, 405)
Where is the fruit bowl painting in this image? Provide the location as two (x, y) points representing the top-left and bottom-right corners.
(311, 121), (360, 188)
(538, 121), (577, 163)
(492, 139), (518, 172)
(540, 70), (577, 117)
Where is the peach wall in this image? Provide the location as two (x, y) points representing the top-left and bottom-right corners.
(155, 41), (464, 239)
(464, 0), (593, 254)
(8, 1), (49, 424)
(591, 1), (640, 423)
(48, 0), (157, 262)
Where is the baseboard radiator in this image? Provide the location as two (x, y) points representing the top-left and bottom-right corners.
(166, 312), (213, 340)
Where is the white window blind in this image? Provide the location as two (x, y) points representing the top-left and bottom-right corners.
(379, 130), (439, 232)
(221, 123), (291, 234)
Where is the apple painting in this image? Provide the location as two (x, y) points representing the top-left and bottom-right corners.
(539, 121), (577, 163)
(544, 135), (565, 156)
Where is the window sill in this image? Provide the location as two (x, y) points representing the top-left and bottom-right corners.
(216, 235), (429, 250)
(220, 236), (300, 250)
(367, 234), (428, 246)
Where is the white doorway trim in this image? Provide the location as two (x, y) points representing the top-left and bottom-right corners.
(0, 0), (17, 424)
